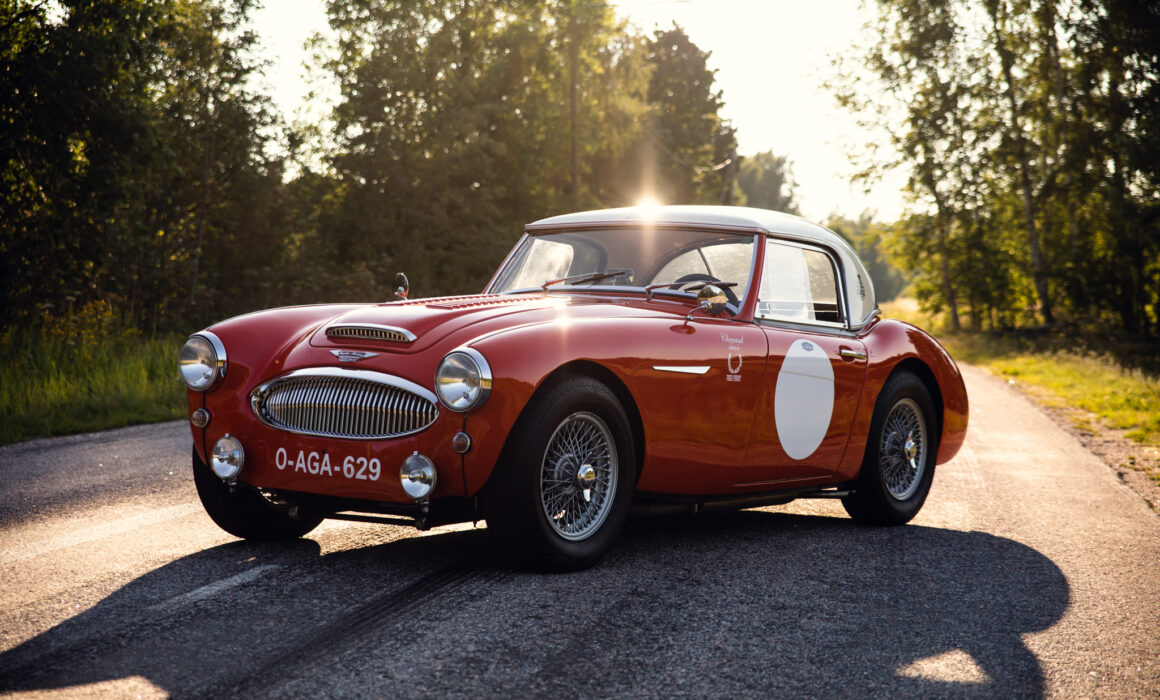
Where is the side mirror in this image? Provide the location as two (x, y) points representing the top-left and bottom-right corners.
(687, 284), (728, 321)
(394, 272), (410, 300)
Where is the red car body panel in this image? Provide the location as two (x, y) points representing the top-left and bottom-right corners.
(185, 207), (968, 522)
(189, 294), (968, 505)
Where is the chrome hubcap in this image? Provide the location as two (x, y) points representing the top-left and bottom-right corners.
(540, 412), (617, 541)
(880, 398), (927, 500)
(576, 464), (597, 502)
(904, 436), (918, 461)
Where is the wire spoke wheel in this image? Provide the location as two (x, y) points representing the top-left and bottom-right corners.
(879, 397), (927, 501)
(539, 411), (618, 541)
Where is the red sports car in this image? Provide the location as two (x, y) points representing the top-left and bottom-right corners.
(179, 206), (968, 570)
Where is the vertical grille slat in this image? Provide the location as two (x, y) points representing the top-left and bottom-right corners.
(250, 370), (439, 439)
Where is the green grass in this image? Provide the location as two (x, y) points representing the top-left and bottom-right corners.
(0, 308), (185, 446)
(880, 299), (1160, 446)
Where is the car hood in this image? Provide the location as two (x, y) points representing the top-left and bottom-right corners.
(308, 293), (676, 354)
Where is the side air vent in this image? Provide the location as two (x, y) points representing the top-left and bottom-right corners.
(327, 324), (416, 344)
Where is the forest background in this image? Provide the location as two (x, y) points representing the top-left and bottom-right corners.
(1, 0), (1158, 445)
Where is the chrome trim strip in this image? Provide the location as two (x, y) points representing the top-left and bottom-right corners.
(249, 368), (438, 440)
(652, 365), (711, 375)
(191, 331), (228, 390)
(327, 323), (417, 343)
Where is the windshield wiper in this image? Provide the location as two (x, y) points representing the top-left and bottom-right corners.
(644, 279), (738, 300)
(541, 271), (621, 292)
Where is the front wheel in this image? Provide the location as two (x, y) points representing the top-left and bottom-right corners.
(842, 371), (938, 525)
(192, 447), (322, 540)
(482, 376), (635, 571)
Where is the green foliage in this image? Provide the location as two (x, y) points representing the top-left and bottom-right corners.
(1, 0), (288, 333)
(826, 215), (906, 302)
(837, 0), (1160, 338)
(737, 151), (797, 214)
(0, 300), (184, 445)
(881, 298), (1160, 444)
(0, 0), (769, 442)
(306, 2), (740, 299)
(643, 25), (737, 204)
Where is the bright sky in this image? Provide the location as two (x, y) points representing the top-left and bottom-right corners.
(252, 0), (906, 222)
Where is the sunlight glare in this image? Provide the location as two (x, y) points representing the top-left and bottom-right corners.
(635, 195), (662, 216)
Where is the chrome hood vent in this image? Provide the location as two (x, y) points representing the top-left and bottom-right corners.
(250, 368), (438, 439)
(326, 323), (416, 344)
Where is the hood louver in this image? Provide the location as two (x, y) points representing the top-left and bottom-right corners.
(326, 324), (416, 344)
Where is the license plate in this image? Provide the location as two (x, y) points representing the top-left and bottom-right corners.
(273, 447), (382, 481)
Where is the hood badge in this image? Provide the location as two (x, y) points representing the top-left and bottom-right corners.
(330, 349), (379, 363)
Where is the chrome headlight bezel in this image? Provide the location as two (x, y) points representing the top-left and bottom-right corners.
(179, 331), (227, 391)
(435, 348), (492, 413)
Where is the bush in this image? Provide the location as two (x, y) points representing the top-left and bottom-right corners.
(0, 300), (185, 445)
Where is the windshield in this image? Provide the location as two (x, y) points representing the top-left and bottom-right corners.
(489, 227), (757, 302)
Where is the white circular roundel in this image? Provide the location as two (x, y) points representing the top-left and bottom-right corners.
(774, 339), (835, 460)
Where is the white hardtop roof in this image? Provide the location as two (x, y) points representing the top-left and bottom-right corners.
(527, 205), (851, 252)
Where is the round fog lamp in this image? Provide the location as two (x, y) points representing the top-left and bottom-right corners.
(400, 452), (437, 500)
(211, 434), (245, 481)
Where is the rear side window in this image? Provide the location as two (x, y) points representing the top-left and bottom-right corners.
(756, 241), (843, 325)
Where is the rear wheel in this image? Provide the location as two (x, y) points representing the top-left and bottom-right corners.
(192, 447), (322, 540)
(482, 376), (634, 571)
(842, 371), (937, 525)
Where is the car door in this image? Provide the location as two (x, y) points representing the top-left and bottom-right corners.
(742, 238), (869, 487)
(630, 314), (770, 496)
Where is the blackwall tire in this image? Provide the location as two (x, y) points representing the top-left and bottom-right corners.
(192, 447), (322, 540)
(842, 371), (938, 525)
(482, 376), (634, 572)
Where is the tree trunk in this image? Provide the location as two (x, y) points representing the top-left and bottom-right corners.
(568, 20), (579, 210)
(936, 205), (961, 332)
(920, 152), (960, 332)
(989, 0), (1053, 325)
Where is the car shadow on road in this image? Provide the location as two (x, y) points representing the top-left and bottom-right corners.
(0, 510), (1068, 698)
(599, 510), (1070, 697)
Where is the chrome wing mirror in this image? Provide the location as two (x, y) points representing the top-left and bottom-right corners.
(686, 285), (728, 321)
(394, 272), (410, 300)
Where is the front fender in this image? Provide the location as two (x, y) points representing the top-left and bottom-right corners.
(455, 316), (649, 496)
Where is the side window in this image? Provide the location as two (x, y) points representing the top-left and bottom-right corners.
(756, 241), (843, 324)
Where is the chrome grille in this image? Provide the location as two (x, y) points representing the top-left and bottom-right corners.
(250, 369), (438, 439)
(327, 324), (415, 343)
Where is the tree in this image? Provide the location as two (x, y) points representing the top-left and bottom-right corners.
(310, 2), (727, 297)
(639, 25), (736, 204)
(835, 0), (1160, 336)
(0, 0), (289, 332)
(736, 151), (798, 214)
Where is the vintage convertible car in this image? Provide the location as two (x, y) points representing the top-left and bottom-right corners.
(180, 206), (968, 570)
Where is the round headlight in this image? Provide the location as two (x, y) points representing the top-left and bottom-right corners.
(179, 332), (226, 391)
(211, 434), (244, 481)
(435, 349), (492, 412)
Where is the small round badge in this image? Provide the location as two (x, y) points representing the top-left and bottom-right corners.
(802, 341), (815, 352)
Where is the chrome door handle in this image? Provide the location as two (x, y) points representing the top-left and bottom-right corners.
(839, 348), (867, 361)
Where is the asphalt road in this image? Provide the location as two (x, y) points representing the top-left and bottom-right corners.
(1, 365), (1158, 698)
